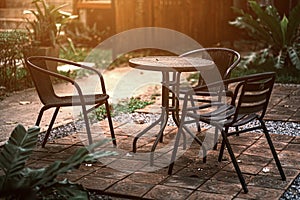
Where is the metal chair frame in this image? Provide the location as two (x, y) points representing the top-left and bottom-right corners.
(179, 47), (241, 90)
(26, 56), (116, 147)
(177, 47), (241, 138)
(168, 72), (286, 193)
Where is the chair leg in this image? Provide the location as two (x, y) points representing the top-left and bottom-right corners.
(218, 139), (225, 162)
(218, 127), (228, 162)
(189, 94), (201, 132)
(213, 127), (219, 150)
(260, 119), (286, 181)
(220, 128), (248, 193)
(82, 104), (93, 145)
(105, 102), (117, 146)
(35, 107), (46, 126)
(42, 107), (60, 148)
(236, 126), (239, 136)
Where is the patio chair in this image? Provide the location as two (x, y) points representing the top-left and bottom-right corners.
(168, 72), (286, 193)
(26, 56), (116, 147)
(178, 47), (241, 96)
(176, 47), (241, 147)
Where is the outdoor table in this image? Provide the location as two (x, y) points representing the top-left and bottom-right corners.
(129, 56), (214, 164)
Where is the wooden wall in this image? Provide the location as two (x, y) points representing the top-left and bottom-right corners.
(113, 0), (237, 46)
(77, 0), (239, 46)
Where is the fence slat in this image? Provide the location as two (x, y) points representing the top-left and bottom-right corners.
(80, 0), (238, 46)
(114, 0), (237, 46)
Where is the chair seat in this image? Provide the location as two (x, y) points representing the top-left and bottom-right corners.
(46, 94), (109, 107)
(186, 102), (259, 127)
(186, 102), (236, 124)
(178, 86), (234, 105)
(230, 113), (257, 127)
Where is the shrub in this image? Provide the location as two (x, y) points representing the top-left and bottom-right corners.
(0, 30), (32, 93)
(24, 0), (77, 47)
(64, 20), (109, 48)
(230, 0), (300, 80)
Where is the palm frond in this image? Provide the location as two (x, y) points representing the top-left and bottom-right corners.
(286, 2), (300, 44)
(0, 125), (39, 193)
(230, 5), (276, 45)
(288, 46), (300, 70)
(248, 1), (283, 46)
(0, 125), (39, 174)
(275, 49), (287, 69)
(280, 16), (288, 46)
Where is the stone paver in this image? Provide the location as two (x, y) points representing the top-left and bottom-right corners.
(27, 122), (299, 199)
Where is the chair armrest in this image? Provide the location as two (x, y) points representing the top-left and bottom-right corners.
(26, 57), (87, 103)
(224, 51), (241, 80)
(26, 56), (108, 94)
(56, 59), (107, 93)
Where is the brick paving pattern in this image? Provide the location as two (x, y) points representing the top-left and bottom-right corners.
(25, 84), (300, 199)
(1, 75), (299, 199)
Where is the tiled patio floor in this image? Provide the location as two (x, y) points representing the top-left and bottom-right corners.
(1, 71), (299, 199)
(27, 119), (300, 200)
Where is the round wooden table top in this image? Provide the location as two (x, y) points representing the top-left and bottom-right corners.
(129, 56), (214, 72)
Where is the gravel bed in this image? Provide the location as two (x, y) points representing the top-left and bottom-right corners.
(280, 175), (300, 200)
(41, 114), (300, 143)
(41, 113), (300, 200)
(37, 121), (80, 144)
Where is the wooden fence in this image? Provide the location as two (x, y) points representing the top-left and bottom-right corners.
(77, 0), (239, 46)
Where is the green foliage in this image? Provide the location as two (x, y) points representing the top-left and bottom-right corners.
(24, 0), (77, 47)
(114, 97), (154, 114)
(0, 124), (117, 199)
(90, 105), (109, 121)
(89, 97), (154, 121)
(64, 20), (109, 48)
(59, 47), (90, 62)
(0, 30), (32, 92)
(230, 0), (300, 70)
(231, 64), (300, 84)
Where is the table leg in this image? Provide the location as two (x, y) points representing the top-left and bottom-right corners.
(132, 71), (171, 153)
(132, 71), (184, 166)
(132, 107), (167, 153)
(170, 72), (181, 126)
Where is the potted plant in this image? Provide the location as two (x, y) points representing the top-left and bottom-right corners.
(24, 0), (77, 71)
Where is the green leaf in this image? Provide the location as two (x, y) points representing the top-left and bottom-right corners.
(280, 16), (288, 45)
(25, 0), (76, 47)
(275, 49), (287, 69)
(288, 47), (300, 70)
(0, 125), (40, 194)
(229, 9), (274, 45)
(248, 0), (283, 46)
(0, 125), (39, 174)
(31, 140), (116, 188)
(286, 2), (300, 44)
(85, 151), (118, 163)
(0, 125), (117, 199)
